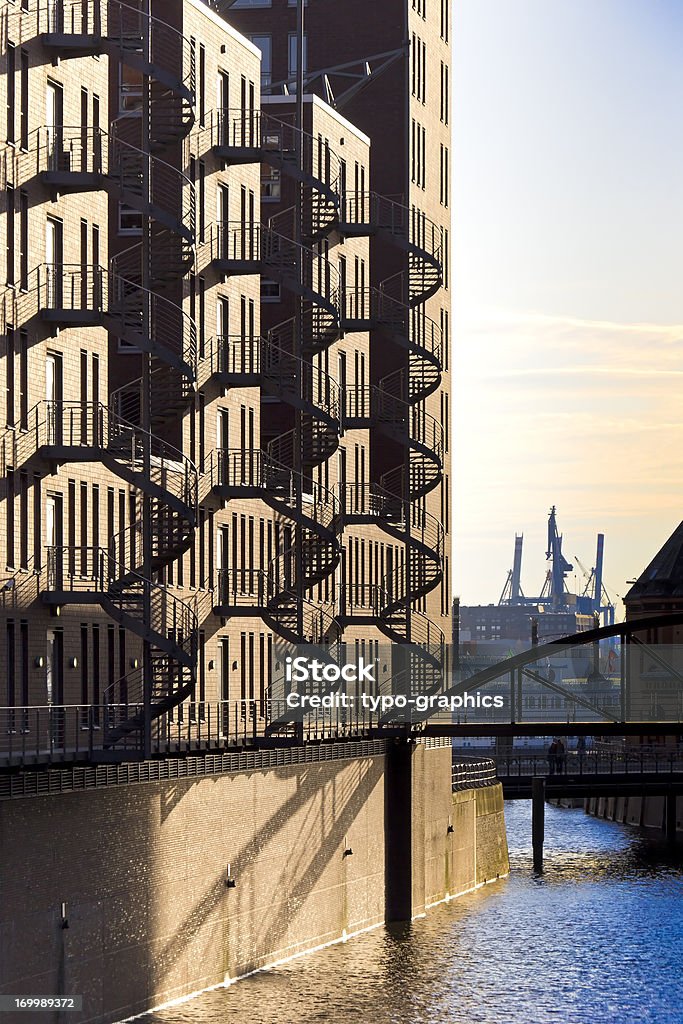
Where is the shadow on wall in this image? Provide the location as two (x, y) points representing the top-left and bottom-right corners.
(152, 757), (384, 986)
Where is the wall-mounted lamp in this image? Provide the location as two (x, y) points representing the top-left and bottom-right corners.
(69, 656), (78, 670)
(34, 656), (45, 669)
(339, 136), (345, 146)
(447, 824), (455, 835)
(60, 902), (69, 929)
(51, 605), (61, 618)
(343, 847), (353, 858)
(232, 660), (238, 670)
(130, 657), (139, 670)
(225, 863), (236, 889)
(220, 43), (227, 53)
(208, 660), (215, 671)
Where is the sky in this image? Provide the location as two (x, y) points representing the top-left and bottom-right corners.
(453, 0), (683, 610)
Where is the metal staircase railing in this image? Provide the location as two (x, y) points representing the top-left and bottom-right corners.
(36, 1), (196, 140)
(204, 448), (341, 535)
(10, 263), (198, 382)
(343, 382), (444, 501)
(340, 192), (443, 306)
(21, 0), (201, 749)
(203, 447), (341, 591)
(341, 285), (442, 404)
(214, 568), (340, 651)
(203, 108), (341, 237)
(25, 123), (196, 274)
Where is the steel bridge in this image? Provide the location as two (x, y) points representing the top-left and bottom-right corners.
(423, 610), (683, 739)
(492, 751), (683, 800)
(3, 613), (683, 769)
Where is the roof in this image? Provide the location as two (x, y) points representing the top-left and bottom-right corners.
(625, 521), (683, 602)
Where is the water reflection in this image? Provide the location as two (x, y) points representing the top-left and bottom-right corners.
(142, 803), (683, 1024)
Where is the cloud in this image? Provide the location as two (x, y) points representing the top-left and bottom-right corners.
(454, 309), (683, 604)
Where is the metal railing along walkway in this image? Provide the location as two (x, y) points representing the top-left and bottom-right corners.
(452, 757), (498, 791)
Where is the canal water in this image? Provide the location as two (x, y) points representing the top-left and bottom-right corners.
(141, 802), (683, 1024)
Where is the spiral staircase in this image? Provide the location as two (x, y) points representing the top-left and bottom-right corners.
(338, 197), (446, 693)
(339, 192), (443, 306)
(207, 109), (341, 238)
(194, 189), (344, 650)
(16, 0), (201, 753)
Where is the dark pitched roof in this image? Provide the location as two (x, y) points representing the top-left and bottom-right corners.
(625, 521), (683, 602)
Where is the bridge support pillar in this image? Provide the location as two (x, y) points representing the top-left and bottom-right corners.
(532, 777), (545, 872)
(665, 789), (677, 843)
(385, 738), (417, 921)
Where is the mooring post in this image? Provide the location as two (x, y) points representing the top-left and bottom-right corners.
(665, 788), (677, 844)
(532, 777), (545, 872)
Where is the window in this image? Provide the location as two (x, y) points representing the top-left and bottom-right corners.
(249, 35), (272, 87)
(232, 0), (272, 6)
(199, 44), (206, 127)
(441, 307), (449, 371)
(19, 50), (28, 150)
(261, 278), (280, 302)
(439, 144), (449, 206)
(19, 329), (28, 429)
(6, 623), (15, 717)
(19, 471), (28, 568)
(6, 469), (15, 568)
(412, 37), (426, 102)
(288, 33), (307, 80)
(199, 160), (206, 242)
(118, 64), (142, 114)
(261, 165), (281, 201)
(6, 184), (14, 286)
(440, 62), (449, 124)
(6, 43), (15, 144)
(411, 120), (426, 188)
(17, 189), (26, 290)
(118, 202), (142, 234)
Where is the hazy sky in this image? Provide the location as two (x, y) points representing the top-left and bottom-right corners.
(453, 0), (683, 610)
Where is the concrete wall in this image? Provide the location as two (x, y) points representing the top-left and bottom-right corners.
(0, 743), (508, 1024)
(585, 794), (683, 834)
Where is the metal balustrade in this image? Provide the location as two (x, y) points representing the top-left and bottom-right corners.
(452, 757), (499, 791)
(0, 701), (391, 767)
(494, 752), (683, 778)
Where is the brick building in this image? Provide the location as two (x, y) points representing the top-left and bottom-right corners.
(0, 0), (451, 758)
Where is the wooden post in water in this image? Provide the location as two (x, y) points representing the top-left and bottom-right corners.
(532, 777), (545, 872)
(665, 788), (677, 844)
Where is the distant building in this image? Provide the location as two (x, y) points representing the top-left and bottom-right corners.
(624, 521), (683, 742)
(458, 603), (593, 655)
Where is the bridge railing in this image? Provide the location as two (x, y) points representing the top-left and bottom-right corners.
(452, 756), (498, 791)
(494, 751), (683, 778)
(0, 700), (390, 766)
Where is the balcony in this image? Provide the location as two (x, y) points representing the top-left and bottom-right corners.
(27, 126), (107, 193)
(198, 335), (261, 390)
(36, 264), (107, 328)
(209, 108), (262, 164)
(38, 0), (105, 54)
(199, 222), (261, 277)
